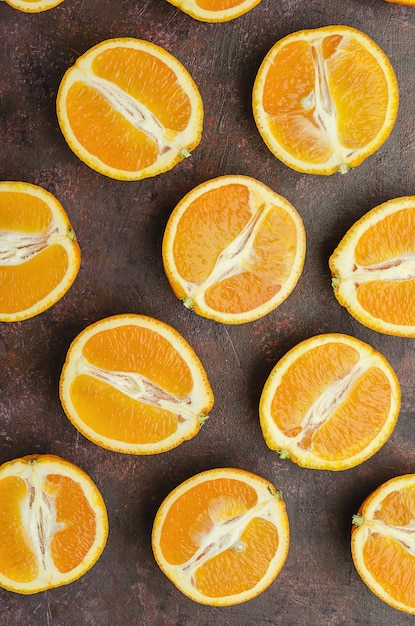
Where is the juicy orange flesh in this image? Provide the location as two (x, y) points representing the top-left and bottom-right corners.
(354, 208), (415, 266)
(0, 191), (53, 232)
(195, 0), (247, 9)
(173, 184), (253, 283)
(262, 34), (389, 163)
(362, 486), (415, 607)
(91, 48), (191, 132)
(0, 245), (70, 313)
(46, 474), (96, 574)
(310, 367), (391, 459)
(66, 82), (159, 171)
(356, 280), (415, 326)
(82, 325), (194, 397)
(159, 478), (258, 565)
(270, 343), (392, 459)
(69, 375), (179, 444)
(194, 517), (279, 597)
(0, 476), (38, 583)
(172, 183), (298, 313)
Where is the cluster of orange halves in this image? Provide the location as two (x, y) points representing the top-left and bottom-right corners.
(1, 0), (415, 616)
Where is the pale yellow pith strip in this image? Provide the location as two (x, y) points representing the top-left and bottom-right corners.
(0, 226), (68, 265)
(363, 518), (415, 556)
(336, 254), (415, 284)
(77, 359), (198, 422)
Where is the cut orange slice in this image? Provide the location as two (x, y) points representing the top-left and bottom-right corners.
(252, 25), (399, 175)
(59, 314), (214, 454)
(152, 467), (289, 605)
(4, 0), (63, 11)
(0, 181), (80, 322)
(386, 0), (415, 4)
(57, 38), (203, 181)
(259, 333), (400, 471)
(352, 474), (415, 614)
(0, 454), (108, 594)
(165, 0), (262, 22)
(329, 196), (415, 337)
(162, 175), (306, 324)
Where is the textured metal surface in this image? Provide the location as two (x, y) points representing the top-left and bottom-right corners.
(1, 0), (415, 624)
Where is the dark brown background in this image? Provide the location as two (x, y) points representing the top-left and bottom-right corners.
(1, 0), (414, 624)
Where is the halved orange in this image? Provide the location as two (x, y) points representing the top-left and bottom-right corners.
(57, 38), (203, 181)
(4, 0), (63, 11)
(152, 467), (289, 605)
(386, 0), (415, 4)
(59, 314), (214, 454)
(352, 474), (415, 614)
(0, 454), (108, 594)
(252, 25), (399, 175)
(259, 333), (400, 471)
(329, 196), (415, 337)
(162, 175), (306, 324)
(0, 181), (80, 322)
(165, 0), (262, 22)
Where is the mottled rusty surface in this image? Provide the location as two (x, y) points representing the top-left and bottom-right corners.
(0, 0), (415, 624)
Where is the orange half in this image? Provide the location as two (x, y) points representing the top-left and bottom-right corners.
(4, 0), (63, 11)
(57, 38), (203, 180)
(165, 0), (262, 22)
(352, 474), (415, 614)
(253, 25), (399, 175)
(259, 333), (400, 470)
(152, 467), (289, 605)
(0, 454), (108, 594)
(329, 196), (415, 337)
(162, 175), (306, 324)
(0, 181), (80, 322)
(59, 314), (214, 454)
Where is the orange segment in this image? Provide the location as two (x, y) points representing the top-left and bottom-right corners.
(59, 314), (214, 454)
(4, 0), (64, 11)
(253, 26), (398, 175)
(352, 475), (415, 614)
(259, 333), (400, 470)
(0, 455), (108, 594)
(0, 181), (80, 322)
(162, 175), (306, 324)
(165, 0), (262, 22)
(57, 38), (203, 180)
(329, 196), (415, 336)
(152, 468), (289, 605)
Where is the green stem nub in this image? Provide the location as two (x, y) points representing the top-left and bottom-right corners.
(352, 513), (364, 527)
(279, 449), (291, 460)
(180, 148), (192, 159)
(338, 163), (351, 174)
(182, 296), (194, 310)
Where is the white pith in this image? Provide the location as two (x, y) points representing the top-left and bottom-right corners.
(260, 334), (400, 470)
(153, 469), (289, 605)
(60, 315), (213, 453)
(0, 224), (71, 265)
(0, 458), (107, 593)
